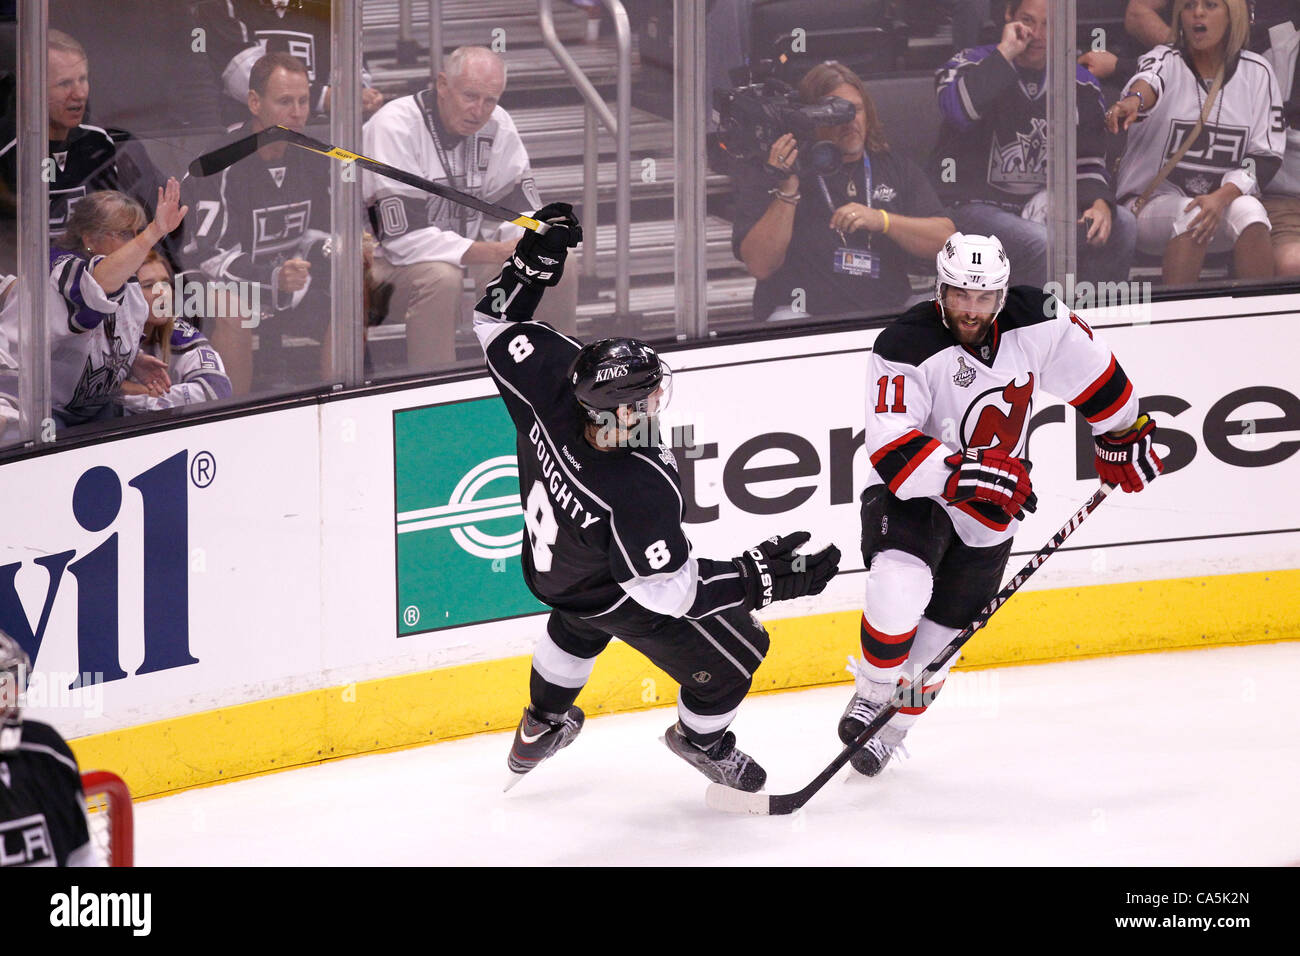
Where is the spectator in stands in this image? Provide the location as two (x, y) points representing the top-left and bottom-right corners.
(121, 251), (233, 413)
(733, 61), (955, 322)
(0, 30), (165, 252)
(48, 185), (183, 430)
(1109, 0), (1282, 284)
(1127, 0), (1298, 53)
(1260, 13), (1300, 275)
(182, 52), (333, 395)
(949, 0), (996, 50)
(48, 0), (224, 133)
(1127, 0), (1178, 49)
(363, 46), (577, 371)
(193, 0), (383, 124)
(0, 274), (14, 439)
(934, 0), (1137, 287)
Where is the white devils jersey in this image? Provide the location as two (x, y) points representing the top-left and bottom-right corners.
(363, 92), (541, 266)
(865, 287), (1140, 547)
(1116, 46), (1284, 202)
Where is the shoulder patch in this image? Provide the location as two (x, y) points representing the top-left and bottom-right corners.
(996, 286), (1059, 333)
(19, 720), (79, 775)
(873, 301), (952, 367)
(170, 319), (207, 351)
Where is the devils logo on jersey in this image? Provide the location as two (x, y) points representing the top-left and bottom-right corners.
(962, 372), (1034, 456)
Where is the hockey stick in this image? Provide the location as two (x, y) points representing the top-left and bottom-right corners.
(187, 124), (549, 233)
(705, 482), (1118, 816)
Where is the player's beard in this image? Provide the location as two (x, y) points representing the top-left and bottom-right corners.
(949, 311), (993, 345)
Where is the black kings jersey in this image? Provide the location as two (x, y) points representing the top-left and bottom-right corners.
(0, 719), (97, 867)
(181, 120), (331, 306)
(473, 275), (749, 622)
(480, 320), (692, 615)
(195, 0), (332, 120)
(866, 287), (1140, 547)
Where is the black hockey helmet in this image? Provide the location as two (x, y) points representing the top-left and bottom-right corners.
(568, 337), (672, 423)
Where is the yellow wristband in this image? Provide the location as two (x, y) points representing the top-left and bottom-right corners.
(881, 209), (891, 234)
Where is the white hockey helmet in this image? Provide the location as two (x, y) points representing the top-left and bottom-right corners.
(935, 232), (1011, 319)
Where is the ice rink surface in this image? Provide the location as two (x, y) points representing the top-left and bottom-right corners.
(136, 642), (1300, 866)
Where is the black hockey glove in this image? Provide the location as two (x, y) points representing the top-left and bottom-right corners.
(733, 531), (841, 610)
(506, 202), (583, 287)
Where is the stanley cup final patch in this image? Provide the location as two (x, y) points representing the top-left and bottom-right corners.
(953, 354), (977, 387)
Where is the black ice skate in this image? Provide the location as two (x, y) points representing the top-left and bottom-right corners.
(838, 657), (909, 777)
(504, 704), (584, 791)
(663, 722), (767, 792)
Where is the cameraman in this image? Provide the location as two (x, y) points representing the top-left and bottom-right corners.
(733, 62), (954, 322)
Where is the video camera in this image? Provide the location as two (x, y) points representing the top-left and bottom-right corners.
(709, 77), (854, 177)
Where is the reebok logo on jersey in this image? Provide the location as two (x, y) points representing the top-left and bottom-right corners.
(560, 445), (583, 471)
(595, 366), (628, 382)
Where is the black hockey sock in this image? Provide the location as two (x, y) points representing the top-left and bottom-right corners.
(528, 668), (582, 718)
(679, 723), (727, 751)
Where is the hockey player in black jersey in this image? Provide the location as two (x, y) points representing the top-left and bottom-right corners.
(475, 205), (841, 794)
(838, 233), (1164, 776)
(0, 630), (100, 867)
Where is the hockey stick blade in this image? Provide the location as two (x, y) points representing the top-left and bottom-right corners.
(705, 483), (1117, 816)
(187, 125), (292, 178)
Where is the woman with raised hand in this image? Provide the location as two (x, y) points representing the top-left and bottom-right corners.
(48, 179), (187, 429)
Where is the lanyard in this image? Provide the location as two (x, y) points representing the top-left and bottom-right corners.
(417, 89), (472, 232)
(817, 154), (874, 249)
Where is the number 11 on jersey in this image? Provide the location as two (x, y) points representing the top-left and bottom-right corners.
(874, 375), (907, 413)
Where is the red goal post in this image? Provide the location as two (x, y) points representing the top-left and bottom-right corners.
(81, 770), (133, 867)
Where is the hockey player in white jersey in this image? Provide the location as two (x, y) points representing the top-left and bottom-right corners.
(1109, 0), (1283, 285)
(838, 233), (1164, 776)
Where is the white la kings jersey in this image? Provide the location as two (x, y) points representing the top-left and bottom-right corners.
(46, 250), (149, 426)
(1116, 46), (1284, 202)
(865, 287), (1140, 548)
(362, 92), (541, 266)
(1262, 20), (1300, 197)
(121, 319), (233, 414)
